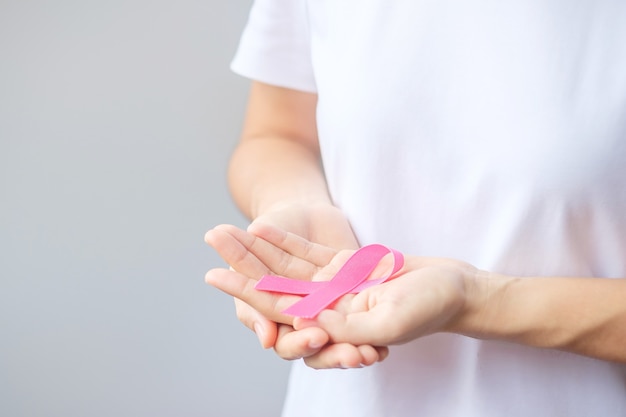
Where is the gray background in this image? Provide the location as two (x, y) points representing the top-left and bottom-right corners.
(0, 1), (291, 416)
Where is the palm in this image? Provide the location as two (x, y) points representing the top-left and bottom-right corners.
(208, 203), (357, 323)
(206, 222), (350, 323)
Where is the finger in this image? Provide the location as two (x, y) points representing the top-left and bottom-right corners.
(205, 227), (271, 278)
(273, 324), (329, 360)
(357, 345), (388, 366)
(302, 342), (379, 369)
(377, 345), (390, 362)
(234, 298), (278, 349)
(211, 224), (321, 280)
(205, 267), (299, 325)
(294, 306), (397, 346)
(248, 222), (337, 267)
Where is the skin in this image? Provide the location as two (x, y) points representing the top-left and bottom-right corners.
(206, 223), (387, 368)
(206, 81), (626, 369)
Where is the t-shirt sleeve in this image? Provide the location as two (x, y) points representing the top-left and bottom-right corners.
(231, 0), (316, 93)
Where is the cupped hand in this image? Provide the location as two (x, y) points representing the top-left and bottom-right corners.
(206, 203), (389, 368)
(205, 226), (329, 360)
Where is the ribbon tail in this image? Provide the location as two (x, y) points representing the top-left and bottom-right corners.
(254, 275), (322, 295)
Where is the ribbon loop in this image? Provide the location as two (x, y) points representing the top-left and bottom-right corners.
(254, 244), (404, 319)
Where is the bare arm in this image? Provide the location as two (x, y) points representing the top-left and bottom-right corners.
(228, 81), (330, 219)
(455, 273), (626, 363)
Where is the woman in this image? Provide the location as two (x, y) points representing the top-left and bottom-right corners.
(206, 1), (626, 416)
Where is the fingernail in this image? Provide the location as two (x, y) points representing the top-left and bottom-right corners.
(253, 323), (266, 348)
(338, 362), (362, 369)
(308, 339), (325, 350)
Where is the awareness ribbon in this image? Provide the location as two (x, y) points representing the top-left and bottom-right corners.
(254, 244), (404, 319)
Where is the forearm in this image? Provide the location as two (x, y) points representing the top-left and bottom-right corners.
(228, 136), (331, 219)
(228, 81), (331, 220)
(455, 272), (626, 362)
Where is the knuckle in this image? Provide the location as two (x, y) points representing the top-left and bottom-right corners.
(274, 346), (301, 361)
(302, 357), (322, 369)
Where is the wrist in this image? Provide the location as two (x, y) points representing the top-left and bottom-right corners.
(445, 268), (518, 340)
(253, 198), (333, 219)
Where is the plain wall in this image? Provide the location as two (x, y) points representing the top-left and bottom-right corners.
(0, 1), (291, 416)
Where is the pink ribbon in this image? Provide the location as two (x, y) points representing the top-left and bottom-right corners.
(254, 244), (404, 319)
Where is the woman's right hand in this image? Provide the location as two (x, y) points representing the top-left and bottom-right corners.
(205, 203), (390, 368)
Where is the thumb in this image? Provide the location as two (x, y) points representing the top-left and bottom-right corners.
(294, 309), (389, 346)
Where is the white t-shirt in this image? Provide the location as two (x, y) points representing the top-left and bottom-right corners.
(232, 1), (626, 416)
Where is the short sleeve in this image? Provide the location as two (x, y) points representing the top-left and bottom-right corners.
(231, 0), (316, 93)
